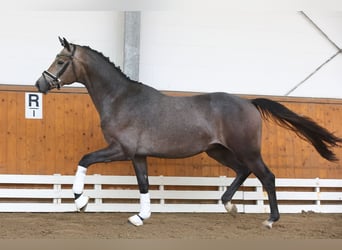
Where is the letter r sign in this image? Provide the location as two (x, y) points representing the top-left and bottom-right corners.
(25, 93), (43, 119)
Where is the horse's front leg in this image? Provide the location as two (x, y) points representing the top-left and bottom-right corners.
(128, 156), (151, 226)
(72, 143), (127, 211)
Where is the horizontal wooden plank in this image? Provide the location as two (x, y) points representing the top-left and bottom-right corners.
(1, 175), (341, 188)
(2, 189), (340, 203)
(275, 178), (342, 187)
(0, 203), (229, 213)
(0, 174), (73, 184)
(319, 192), (342, 200)
(244, 204), (342, 213)
(0, 175), (231, 186)
(0, 189), (58, 198)
(317, 179), (342, 187)
(149, 176), (231, 186)
(86, 189), (226, 200)
(243, 192), (320, 201)
(151, 190), (222, 200)
(0, 203), (77, 212)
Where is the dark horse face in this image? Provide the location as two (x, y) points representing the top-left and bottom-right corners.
(36, 37), (78, 94)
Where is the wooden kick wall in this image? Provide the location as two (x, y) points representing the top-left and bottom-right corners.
(0, 85), (341, 179)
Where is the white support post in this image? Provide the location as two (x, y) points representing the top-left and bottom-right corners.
(315, 177), (321, 208)
(256, 185), (265, 210)
(217, 176), (226, 205)
(94, 174), (102, 205)
(53, 174), (62, 205)
(159, 175), (165, 206)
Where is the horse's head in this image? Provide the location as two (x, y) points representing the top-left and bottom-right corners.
(35, 37), (79, 93)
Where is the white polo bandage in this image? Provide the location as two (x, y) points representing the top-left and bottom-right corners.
(72, 165), (87, 194)
(138, 193), (151, 219)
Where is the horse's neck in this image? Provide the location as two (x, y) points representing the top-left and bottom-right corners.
(81, 58), (137, 114)
(78, 47), (163, 116)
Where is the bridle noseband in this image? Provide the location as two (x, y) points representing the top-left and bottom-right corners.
(42, 44), (77, 90)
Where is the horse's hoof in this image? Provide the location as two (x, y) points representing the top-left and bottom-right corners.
(262, 220), (273, 229)
(128, 214), (144, 226)
(75, 195), (89, 212)
(79, 202), (88, 212)
(224, 202), (238, 214)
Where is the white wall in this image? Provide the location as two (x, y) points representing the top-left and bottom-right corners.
(139, 11), (342, 98)
(0, 10), (341, 98)
(0, 11), (124, 86)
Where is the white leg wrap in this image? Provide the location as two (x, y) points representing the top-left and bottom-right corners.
(128, 193), (151, 226)
(128, 215), (144, 226)
(72, 166), (87, 194)
(138, 193), (151, 219)
(72, 166), (89, 211)
(75, 193), (89, 211)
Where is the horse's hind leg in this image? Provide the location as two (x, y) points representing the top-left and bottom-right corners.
(243, 155), (279, 229)
(128, 155), (151, 227)
(206, 147), (251, 213)
(207, 146), (279, 228)
(222, 167), (251, 213)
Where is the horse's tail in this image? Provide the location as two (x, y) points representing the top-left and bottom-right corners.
(251, 98), (342, 162)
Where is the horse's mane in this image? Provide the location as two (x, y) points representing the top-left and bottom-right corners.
(79, 45), (141, 84)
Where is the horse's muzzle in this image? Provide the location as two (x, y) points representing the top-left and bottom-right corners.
(35, 77), (50, 94)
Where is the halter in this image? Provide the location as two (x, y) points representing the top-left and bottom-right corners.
(42, 44), (77, 90)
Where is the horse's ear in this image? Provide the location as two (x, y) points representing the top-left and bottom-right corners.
(58, 36), (64, 46)
(63, 37), (71, 52)
(58, 36), (71, 52)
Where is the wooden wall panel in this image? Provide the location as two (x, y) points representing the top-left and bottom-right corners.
(0, 85), (341, 179)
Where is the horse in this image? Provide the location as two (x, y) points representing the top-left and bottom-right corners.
(35, 37), (342, 229)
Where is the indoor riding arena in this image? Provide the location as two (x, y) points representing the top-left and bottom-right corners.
(0, 3), (341, 240)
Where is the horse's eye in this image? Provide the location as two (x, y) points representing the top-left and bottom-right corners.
(57, 60), (64, 65)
